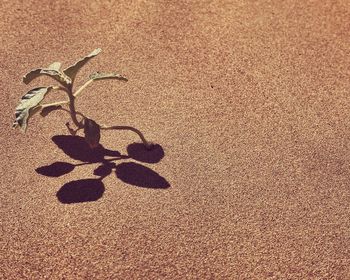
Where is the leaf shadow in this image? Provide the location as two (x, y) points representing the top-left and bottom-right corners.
(127, 143), (164, 163)
(57, 179), (104, 204)
(115, 162), (170, 189)
(36, 162), (75, 177)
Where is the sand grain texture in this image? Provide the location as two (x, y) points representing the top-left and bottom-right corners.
(1, 0), (350, 279)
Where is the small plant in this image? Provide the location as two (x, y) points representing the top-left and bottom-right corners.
(13, 48), (153, 149)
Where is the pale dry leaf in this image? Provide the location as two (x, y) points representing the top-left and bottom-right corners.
(23, 68), (71, 86)
(63, 48), (102, 83)
(13, 87), (54, 132)
(47, 62), (62, 71)
(89, 72), (128, 82)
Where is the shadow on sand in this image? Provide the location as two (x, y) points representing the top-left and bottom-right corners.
(36, 135), (170, 204)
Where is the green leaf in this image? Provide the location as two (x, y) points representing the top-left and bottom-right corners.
(83, 118), (101, 149)
(13, 87), (54, 132)
(40, 105), (62, 117)
(89, 72), (128, 82)
(63, 48), (102, 83)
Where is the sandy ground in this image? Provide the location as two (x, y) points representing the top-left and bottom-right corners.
(1, 0), (350, 279)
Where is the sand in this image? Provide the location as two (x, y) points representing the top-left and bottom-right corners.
(1, 0), (350, 279)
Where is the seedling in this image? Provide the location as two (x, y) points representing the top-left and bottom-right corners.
(13, 48), (153, 149)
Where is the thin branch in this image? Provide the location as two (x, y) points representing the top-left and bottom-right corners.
(73, 79), (94, 98)
(41, 100), (69, 108)
(52, 85), (65, 91)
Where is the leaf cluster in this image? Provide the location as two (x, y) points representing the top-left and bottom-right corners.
(13, 48), (128, 148)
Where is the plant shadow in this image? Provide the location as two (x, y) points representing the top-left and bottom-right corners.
(36, 135), (170, 204)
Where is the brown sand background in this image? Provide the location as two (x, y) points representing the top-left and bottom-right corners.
(1, 0), (350, 279)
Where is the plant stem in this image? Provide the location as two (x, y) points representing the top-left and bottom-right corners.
(68, 94), (83, 128)
(66, 79), (93, 128)
(40, 80), (92, 129)
(100, 125), (152, 149)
